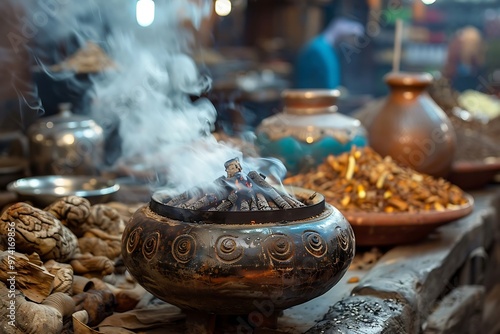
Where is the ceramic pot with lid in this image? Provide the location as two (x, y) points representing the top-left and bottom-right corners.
(255, 89), (368, 174)
(27, 104), (104, 176)
(367, 72), (456, 177)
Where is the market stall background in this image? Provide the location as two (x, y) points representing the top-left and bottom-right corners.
(0, 0), (500, 333)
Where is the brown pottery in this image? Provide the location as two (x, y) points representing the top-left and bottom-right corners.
(368, 72), (456, 177)
(343, 193), (473, 246)
(121, 186), (355, 330)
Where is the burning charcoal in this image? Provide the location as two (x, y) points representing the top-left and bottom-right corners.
(249, 195), (258, 211)
(189, 193), (220, 211)
(224, 158), (243, 178)
(268, 201), (279, 210)
(175, 186), (208, 208)
(166, 192), (189, 207)
(228, 192), (238, 204)
(178, 194), (203, 209)
(273, 196), (291, 209)
(256, 193), (271, 210)
(248, 171), (291, 209)
(280, 193), (306, 208)
(303, 192), (318, 205)
(240, 200), (250, 211)
(162, 160), (313, 214)
(247, 171), (268, 187)
(216, 192), (238, 211)
(215, 200), (230, 211)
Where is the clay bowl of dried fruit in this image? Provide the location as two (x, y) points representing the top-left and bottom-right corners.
(284, 146), (475, 246)
(447, 158), (500, 190)
(342, 194), (474, 246)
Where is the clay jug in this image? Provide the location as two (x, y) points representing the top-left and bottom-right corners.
(368, 72), (456, 177)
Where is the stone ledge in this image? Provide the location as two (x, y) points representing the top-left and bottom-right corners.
(305, 187), (500, 334)
(423, 285), (485, 334)
(483, 284), (500, 334)
(306, 296), (409, 334)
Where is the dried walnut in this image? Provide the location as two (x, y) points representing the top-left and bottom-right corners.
(45, 196), (91, 237)
(0, 202), (79, 262)
(86, 204), (125, 236)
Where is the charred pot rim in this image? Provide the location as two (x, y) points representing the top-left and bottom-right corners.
(149, 187), (326, 224)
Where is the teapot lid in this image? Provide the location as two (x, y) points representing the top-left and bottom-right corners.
(31, 103), (97, 131)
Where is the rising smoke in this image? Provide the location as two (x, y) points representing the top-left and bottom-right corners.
(1, 0), (285, 193)
(86, 0), (245, 192)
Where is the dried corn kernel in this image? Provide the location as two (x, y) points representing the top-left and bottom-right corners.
(384, 206), (395, 213)
(411, 174), (424, 182)
(341, 195), (350, 207)
(345, 155), (356, 180)
(376, 171), (388, 189)
(388, 197), (408, 211)
(434, 202), (445, 211)
(357, 185), (366, 199)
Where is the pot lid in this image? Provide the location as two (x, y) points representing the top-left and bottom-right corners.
(384, 71), (433, 87)
(282, 89), (340, 115)
(30, 103), (98, 131)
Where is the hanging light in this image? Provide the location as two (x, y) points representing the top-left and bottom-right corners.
(421, 0), (436, 4)
(136, 0), (155, 27)
(215, 0), (231, 17)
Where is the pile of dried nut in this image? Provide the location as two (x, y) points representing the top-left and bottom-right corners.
(284, 147), (469, 213)
(0, 197), (155, 334)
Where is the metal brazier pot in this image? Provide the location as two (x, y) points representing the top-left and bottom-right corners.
(122, 174), (355, 330)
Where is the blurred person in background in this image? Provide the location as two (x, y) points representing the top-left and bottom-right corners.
(442, 26), (486, 92)
(294, 17), (365, 90)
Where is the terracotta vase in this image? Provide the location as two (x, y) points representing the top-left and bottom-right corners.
(367, 72), (456, 177)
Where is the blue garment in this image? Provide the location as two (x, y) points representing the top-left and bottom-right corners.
(295, 36), (340, 89)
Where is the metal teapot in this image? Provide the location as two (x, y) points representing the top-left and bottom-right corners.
(27, 103), (104, 176)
